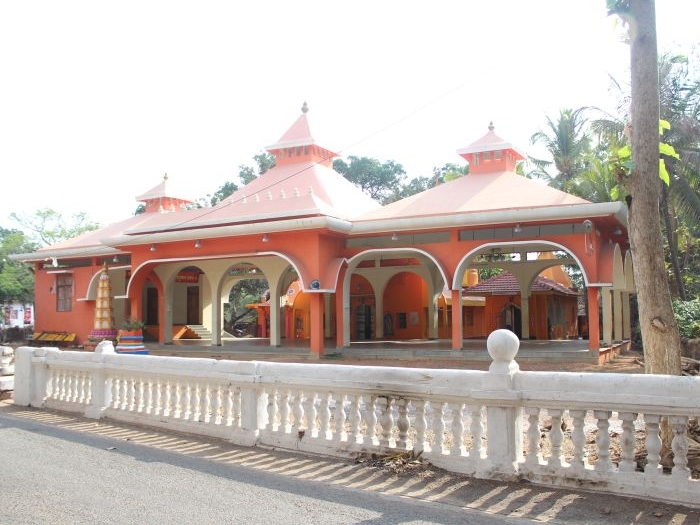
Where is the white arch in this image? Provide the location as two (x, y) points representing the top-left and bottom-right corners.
(346, 247), (449, 286)
(452, 240), (592, 289)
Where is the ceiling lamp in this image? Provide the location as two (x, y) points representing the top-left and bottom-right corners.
(262, 234), (270, 243)
(150, 244), (157, 252)
(391, 232), (399, 241)
(513, 223), (523, 233)
(194, 239), (202, 248)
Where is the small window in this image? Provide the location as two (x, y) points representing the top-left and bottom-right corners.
(483, 151), (491, 161)
(56, 274), (73, 312)
(304, 146), (309, 155)
(495, 150), (502, 160)
(472, 153), (479, 165)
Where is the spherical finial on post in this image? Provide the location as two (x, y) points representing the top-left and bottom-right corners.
(487, 329), (520, 374)
(301, 101), (309, 114)
(488, 121), (495, 132)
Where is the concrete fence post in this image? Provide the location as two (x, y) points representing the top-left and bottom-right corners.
(85, 341), (115, 419)
(482, 329), (523, 478)
(12, 347), (35, 406)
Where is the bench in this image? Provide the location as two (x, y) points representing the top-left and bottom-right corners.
(28, 332), (77, 347)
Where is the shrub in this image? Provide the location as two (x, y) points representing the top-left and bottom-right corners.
(673, 299), (700, 339)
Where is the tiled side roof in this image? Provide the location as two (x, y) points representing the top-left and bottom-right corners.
(463, 271), (580, 296)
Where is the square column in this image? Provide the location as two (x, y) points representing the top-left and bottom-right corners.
(451, 289), (463, 350)
(587, 287), (600, 350)
(309, 292), (325, 357)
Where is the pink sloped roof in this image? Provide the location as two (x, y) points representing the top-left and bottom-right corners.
(119, 161), (380, 235)
(457, 125), (525, 159)
(354, 171), (590, 222)
(37, 213), (153, 254)
(134, 174), (193, 203)
(267, 112), (314, 149)
(206, 161), (380, 222)
(463, 271), (580, 296)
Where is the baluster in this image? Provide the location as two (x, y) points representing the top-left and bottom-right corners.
(162, 380), (172, 417)
(293, 390), (305, 431)
(119, 376), (129, 411)
(143, 379), (153, 414)
(182, 381), (192, 420)
(618, 412), (637, 472)
(233, 387), (242, 428)
(201, 383), (212, 424)
(210, 384), (221, 425)
(76, 372), (86, 403)
(110, 375), (120, 409)
(134, 378), (144, 413)
(172, 381), (183, 419)
(190, 382), (200, 422)
(319, 392), (332, 440)
(670, 416), (690, 478)
(396, 398), (411, 450)
(224, 386), (234, 427)
(569, 409), (587, 470)
(525, 407), (541, 466)
(433, 401), (447, 455)
(644, 414), (662, 475)
(414, 399), (429, 454)
(350, 395), (362, 444)
(334, 394), (347, 442)
(57, 371), (66, 401)
(306, 392), (318, 437)
(380, 397), (396, 448)
(45, 369), (56, 401)
(281, 389), (292, 433)
(266, 388), (278, 431)
(127, 377), (136, 412)
(366, 396), (379, 446)
(594, 410), (613, 472)
(64, 372), (73, 402)
(470, 404), (484, 460)
(547, 409), (564, 467)
(450, 402), (465, 456)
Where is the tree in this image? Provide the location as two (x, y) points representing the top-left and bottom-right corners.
(239, 152), (276, 186)
(333, 156), (406, 204)
(529, 108), (592, 190)
(0, 228), (37, 304)
(10, 208), (100, 247)
(609, 0), (682, 375)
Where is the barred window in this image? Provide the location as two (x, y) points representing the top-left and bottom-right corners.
(56, 274), (73, 312)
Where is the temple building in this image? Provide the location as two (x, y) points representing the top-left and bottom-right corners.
(14, 104), (633, 356)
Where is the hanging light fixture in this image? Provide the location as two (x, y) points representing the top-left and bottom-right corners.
(150, 244), (157, 252)
(194, 239), (202, 248)
(391, 232), (399, 241)
(513, 223), (523, 233)
(262, 234), (270, 243)
(112, 255), (119, 263)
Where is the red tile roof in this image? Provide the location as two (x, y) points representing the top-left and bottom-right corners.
(463, 271), (580, 296)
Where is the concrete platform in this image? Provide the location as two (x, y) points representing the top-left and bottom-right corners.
(145, 337), (614, 364)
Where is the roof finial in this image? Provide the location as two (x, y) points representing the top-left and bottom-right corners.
(488, 122), (494, 132)
(301, 101), (309, 114)
(164, 172), (168, 180)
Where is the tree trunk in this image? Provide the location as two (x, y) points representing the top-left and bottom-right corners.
(660, 183), (686, 300)
(627, 0), (682, 376)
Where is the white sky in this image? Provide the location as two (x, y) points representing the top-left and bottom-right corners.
(1, 1), (698, 228)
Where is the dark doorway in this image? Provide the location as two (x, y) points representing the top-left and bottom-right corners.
(146, 287), (158, 325)
(187, 286), (200, 325)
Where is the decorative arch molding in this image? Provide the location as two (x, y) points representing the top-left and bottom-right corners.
(453, 240), (592, 290)
(346, 247), (449, 287)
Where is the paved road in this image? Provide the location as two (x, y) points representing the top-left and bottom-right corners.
(1, 404), (698, 525)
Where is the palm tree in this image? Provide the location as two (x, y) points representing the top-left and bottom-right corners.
(529, 108), (592, 191)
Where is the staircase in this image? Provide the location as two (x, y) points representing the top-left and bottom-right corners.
(185, 325), (212, 339)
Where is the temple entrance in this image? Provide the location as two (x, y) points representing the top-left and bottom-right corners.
(355, 303), (373, 340)
(186, 286), (200, 325)
(501, 303), (522, 339)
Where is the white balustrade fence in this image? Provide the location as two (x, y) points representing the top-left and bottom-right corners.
(12, 330), (700, 507)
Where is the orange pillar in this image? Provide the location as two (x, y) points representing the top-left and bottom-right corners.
(587, 287), (600, 350)
(451, 290), (463, 350)
(309, 293), (325, 357)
